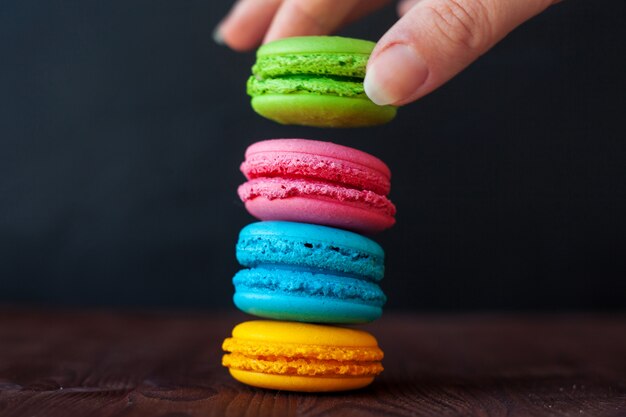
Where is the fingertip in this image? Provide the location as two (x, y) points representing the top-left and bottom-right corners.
(212, 24), (225, 46)
(226, 37), (260, 51)
(216, 13), (259, 51)
(219, 23), (258, 51)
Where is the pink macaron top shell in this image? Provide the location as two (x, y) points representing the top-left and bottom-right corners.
(241, 139), (391, 195)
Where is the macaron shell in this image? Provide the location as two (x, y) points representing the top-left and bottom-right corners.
(229, 320), (380, 347)
(244, 196), (395, 234)
(236, 221), (385, 281)
(233, 268), (386, 305)
(238, 221), (384, 257)
(243, 139), (390, 177)
(234, 291), (383, 323)
(256, 36), (376, 56)
(229, 369), (374, 392)
(241, 139), (390, 195)
(251, 95), (397, 128)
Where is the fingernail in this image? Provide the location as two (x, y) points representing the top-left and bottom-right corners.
(364, 44), (428, 106)
(212, 24), (225, 45)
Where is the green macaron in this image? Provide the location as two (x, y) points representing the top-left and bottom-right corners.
(247, 36), (397, 128)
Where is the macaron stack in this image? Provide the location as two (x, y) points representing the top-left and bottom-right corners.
(222, 36), (397, 392)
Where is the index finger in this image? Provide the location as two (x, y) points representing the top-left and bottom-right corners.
(264, 0), (361, 43)
(219, 0), (283, 51)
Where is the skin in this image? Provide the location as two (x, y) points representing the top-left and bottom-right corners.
(215, 0), (561, 106)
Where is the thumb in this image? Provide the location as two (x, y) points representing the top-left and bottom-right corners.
(364, 0), (557, 105)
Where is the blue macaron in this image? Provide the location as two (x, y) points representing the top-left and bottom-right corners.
(233, 221), (386, 324)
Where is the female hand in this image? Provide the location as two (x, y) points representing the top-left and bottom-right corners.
(216, 0), (559, 105)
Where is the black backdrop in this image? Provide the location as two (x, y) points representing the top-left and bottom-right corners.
(1, 0), (625, 311)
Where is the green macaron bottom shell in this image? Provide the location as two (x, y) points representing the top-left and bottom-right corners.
(251, 94), (397, 128)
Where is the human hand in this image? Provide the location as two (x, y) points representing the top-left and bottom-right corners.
(216, 0), (559, 106)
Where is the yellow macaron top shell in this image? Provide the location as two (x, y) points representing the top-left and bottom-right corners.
(229, 320), (380, 347)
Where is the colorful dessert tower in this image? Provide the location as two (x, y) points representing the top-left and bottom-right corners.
(222, 37), (397, 392)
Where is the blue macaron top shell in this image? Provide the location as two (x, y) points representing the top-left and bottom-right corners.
(236, 221), (384, 281)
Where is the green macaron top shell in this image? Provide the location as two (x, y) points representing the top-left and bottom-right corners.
(256, 36), (376, 56)
(248, 36), (396, 128)
(253, 36), (375, 79)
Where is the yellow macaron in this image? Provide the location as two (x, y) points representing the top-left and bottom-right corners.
(222, 320), (384, 392)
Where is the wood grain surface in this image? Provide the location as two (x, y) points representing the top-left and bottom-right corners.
(0, 309), (625, 417)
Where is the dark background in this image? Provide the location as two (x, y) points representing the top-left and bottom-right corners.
(1, 0), (624, 311)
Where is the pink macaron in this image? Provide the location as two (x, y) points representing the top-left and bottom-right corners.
(238, 139), (396, 234)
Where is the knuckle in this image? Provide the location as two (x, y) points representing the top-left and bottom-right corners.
(425, 0), (492, 52)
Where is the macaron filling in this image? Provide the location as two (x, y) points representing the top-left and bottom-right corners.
(233, 268), (386, 305)
(222, 337), (384, 361)
(236, 234), (384, 281)
(222, 353), (383, 377)
(238, 177), (396, 218)
(223, 333), (384, 377)
(252, 54), (368, 79)
(249, 40), (371, 99)
(247, 75), (366, 99)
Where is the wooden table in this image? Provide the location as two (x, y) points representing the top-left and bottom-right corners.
(1, 309), (625, 417)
